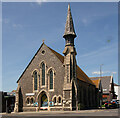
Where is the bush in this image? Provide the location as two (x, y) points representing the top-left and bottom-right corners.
(78, 103), (85, 110)
(102, 104), (105, 107)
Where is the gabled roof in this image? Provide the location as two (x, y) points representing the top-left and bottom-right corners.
(47, 45), (94, 85)
(17, 43), (95, 85)
(91, 79), (100, 88)
(90, 76), (112, 93)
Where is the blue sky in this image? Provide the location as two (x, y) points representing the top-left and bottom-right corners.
(2, 2), (118, 92)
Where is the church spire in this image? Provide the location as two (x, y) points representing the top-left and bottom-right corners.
(63, 4), (76, 38)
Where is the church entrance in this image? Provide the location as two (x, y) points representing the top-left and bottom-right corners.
(38, 91), (48, 110)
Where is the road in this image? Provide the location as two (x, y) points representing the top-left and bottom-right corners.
(1, 108), (120, 118)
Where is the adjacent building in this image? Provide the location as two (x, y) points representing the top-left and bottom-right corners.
(90, 76), (116, 103)
(114, 83), (120, 101)
(0, 91), (15, 113)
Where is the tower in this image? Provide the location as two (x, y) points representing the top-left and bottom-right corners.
(63, 4), (78, 111)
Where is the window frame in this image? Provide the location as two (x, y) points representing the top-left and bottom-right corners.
(57, 95), (62, 105)
(34, 71), (38, 91)
(50, 70), (53, 90)
(32, 69), (39, 92)
(52, 95), (57, 105)
(26, 97), (30, 106)
(42, 62), (45, 86)
(39, 61), (47, 88)
(47, 67), (55, 92)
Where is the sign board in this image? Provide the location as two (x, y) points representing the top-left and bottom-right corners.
(26, 93), (35, 96)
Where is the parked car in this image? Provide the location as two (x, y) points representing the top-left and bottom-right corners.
(105, 100), (119, 109)
(104, 101), (112, 109)
(111, 100), (119, 108)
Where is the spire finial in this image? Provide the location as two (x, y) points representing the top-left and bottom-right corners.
(42, 39), (45, 43)
(68, 3), (70, 10)
(63, 4), (76, 38)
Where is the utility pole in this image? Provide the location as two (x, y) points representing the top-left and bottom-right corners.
(100, 64), (103, 77)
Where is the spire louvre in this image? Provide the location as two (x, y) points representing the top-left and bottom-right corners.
(63, 4), (76, 38)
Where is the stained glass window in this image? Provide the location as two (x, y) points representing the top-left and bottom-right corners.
(50, 70), (53, 89)
(42, 63), (45, 85)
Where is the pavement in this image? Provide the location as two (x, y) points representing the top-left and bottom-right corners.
(0, 108), (119, 118)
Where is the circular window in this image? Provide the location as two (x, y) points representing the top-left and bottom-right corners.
(42, 50), (45, 54)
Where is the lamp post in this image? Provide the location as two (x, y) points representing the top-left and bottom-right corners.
(100, 64), (103, 77)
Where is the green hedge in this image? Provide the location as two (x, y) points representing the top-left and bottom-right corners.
(102, 104), (105, 107)
(78, 103), (85, 110)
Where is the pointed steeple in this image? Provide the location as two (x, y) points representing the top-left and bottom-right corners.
(63, 4), (76, 38)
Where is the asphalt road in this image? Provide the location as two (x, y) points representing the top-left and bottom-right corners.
(1, 108), (120, 118)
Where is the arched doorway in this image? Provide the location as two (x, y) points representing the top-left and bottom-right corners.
(38, 91), (48, 110)
(72, 82), (76, 110)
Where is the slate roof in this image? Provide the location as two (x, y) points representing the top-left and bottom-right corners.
(48, 45), (95, 85)
(90, 76), (112, 93)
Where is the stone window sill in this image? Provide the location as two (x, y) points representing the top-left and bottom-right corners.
(49, 89), (54, 92)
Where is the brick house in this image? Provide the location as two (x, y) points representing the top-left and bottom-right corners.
(14, 4), (100, 112)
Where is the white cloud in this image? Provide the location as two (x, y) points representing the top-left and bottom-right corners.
(92, 71), (100, 75)
(81, 18), (88, 26)
(112, 72), (117, 74)
(92, 71), (117, 75)
(36, 0), (47, 5)
(12, 23), (23, 28)
(79, 42), (117, 59)
(1, 18), (10, 24)
(92, 71), (110, 75)
(4, 19), (10, 24)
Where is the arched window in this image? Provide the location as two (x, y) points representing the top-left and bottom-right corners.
(33, 71), (37, 90)
(53, 97), (56, 104)
(50, 70), (53, 89)
(58, 97), (61, 103)
(26, 98), (30, 104)
(30, 98), (34, 104)
(42, 63), (45, 85)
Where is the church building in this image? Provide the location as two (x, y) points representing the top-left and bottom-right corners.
(14, 4), (102, 112)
